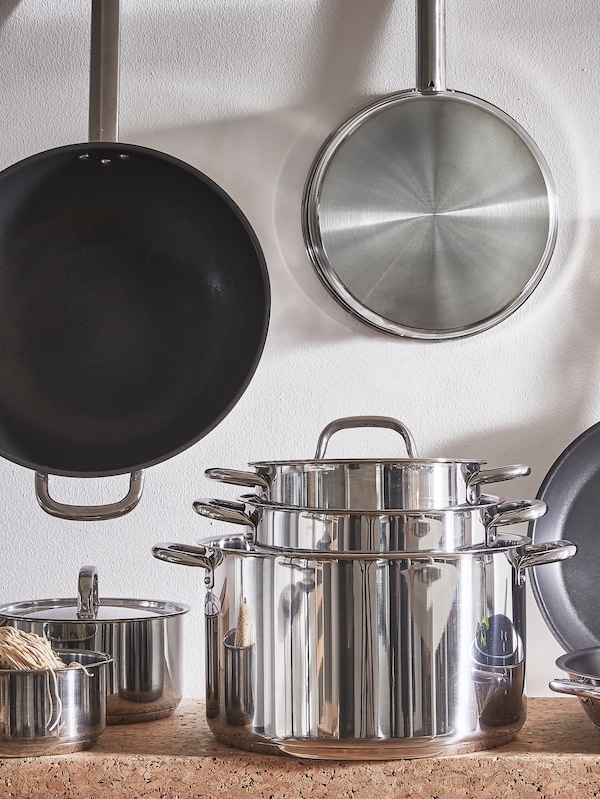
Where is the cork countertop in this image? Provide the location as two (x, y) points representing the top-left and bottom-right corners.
(1, 698), (599, 799)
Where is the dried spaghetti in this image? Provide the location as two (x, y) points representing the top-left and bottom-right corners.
(0, 627), (68, 670)
(0, 627), (92, 732)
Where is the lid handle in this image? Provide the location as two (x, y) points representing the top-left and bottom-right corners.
(314, 416), (418, 459)
(77, 565), (100, 619)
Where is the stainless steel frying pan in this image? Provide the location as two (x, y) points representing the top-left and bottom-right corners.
(302, 0), (557, 340)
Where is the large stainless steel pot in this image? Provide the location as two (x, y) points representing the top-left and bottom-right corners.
(153, 535), (575, 759)
(0, 566), (189, 724)
(206, 416), (531, 510)
(193, 494), (547, 552)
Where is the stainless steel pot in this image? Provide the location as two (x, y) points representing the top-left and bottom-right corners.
(153, 535), (575, 759)
(0, 649), (111, 757)
(0, 566), (189, 724)
(550, 648), (600, 728)
(206, 416), (531, 510)
(193, 494), (547, 552)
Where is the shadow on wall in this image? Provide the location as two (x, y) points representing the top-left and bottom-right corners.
(0, 2), (20, 27)
(122, 0), (400, 349)
(420, 219), (600, 497)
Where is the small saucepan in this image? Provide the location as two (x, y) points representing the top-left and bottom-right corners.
(0, 649), (111, 757)
(550, 648), (600, 728)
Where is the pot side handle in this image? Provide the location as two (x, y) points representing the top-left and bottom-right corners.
(549, 679), (600, 701)
(512, 540), (577, 583)
(468, 464), (531, 488)
(314, 416), (418, 459)
(491, 499), (547, 528)
(35, 471), (144, 521)
(152, 542), (217, 572)
(486, 499), (547, 544)
(205, 468), (270, 490)
(193, 499), (255, 529)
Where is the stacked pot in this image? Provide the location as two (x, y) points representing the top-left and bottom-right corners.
(153, 416), (575, 759)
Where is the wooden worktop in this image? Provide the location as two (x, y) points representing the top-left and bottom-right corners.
(1, 698), (599, 798)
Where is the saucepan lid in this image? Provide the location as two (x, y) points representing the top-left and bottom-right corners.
(0, 565), (189, 624)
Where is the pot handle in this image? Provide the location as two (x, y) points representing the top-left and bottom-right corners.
(193, 499), (256, 530)
(205, 468), (270, 490)
(152, 542), (221, 573)
(486, 499), (546, 544)
(511, 540), (577, 583)
(467, 464), (531, 489)
(35, 471), (144, 521)
(549, 679), (600, 701)
(314, 416), (418, 459)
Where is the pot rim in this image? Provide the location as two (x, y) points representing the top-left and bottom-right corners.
(0, 648), (113, 674)
(249, 457), (487, 468)
(556, 646), (600, 680)
(197, 533), (533, 560)
(239, 492), (505, 516)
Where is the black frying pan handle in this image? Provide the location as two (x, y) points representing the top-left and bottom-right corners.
(34, 471), (144, 521)
(89, 0), (120, 142)
(416, 0), (446, 92)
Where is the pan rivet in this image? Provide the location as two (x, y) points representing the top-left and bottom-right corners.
(100, 159), (112, 166)
(78, 154), (90, 161)
(119, 154), (130, 161)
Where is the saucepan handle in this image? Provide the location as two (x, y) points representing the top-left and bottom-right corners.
(205, 468), (270, 490)
(485, 499), (546, 544)
(152, 542), (219, 572)
(315, 415), (418, 459)
(512, 540), (577, 584)
(549, 679), (600, 701)
(35, 471), (144, 521)
(193, 499), (256, 529)
(467, 464), (531, 489)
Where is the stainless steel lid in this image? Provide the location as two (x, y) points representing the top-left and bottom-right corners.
(0, 566), (189, 624)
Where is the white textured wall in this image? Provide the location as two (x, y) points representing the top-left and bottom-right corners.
(0, 0), (597, 699)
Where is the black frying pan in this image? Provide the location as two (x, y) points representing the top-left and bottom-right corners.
(529, 421), (600, 652)
(0, 1), (269, 519)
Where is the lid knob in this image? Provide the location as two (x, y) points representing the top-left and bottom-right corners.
(77, 566), (100, 619)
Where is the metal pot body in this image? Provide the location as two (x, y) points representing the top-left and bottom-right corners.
(0, 568), (189, 725)
(206, 416), (531, 510)
(194, 495), (547, 552)
(0, 650), (111, 757)
(550, 647), (600, 728)
(153, 536), (575, 759)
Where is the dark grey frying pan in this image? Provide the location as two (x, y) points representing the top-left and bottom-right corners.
(302, 0), (557, 340)
(0, 1), (270, 520)
(529, 421), (600, 652)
